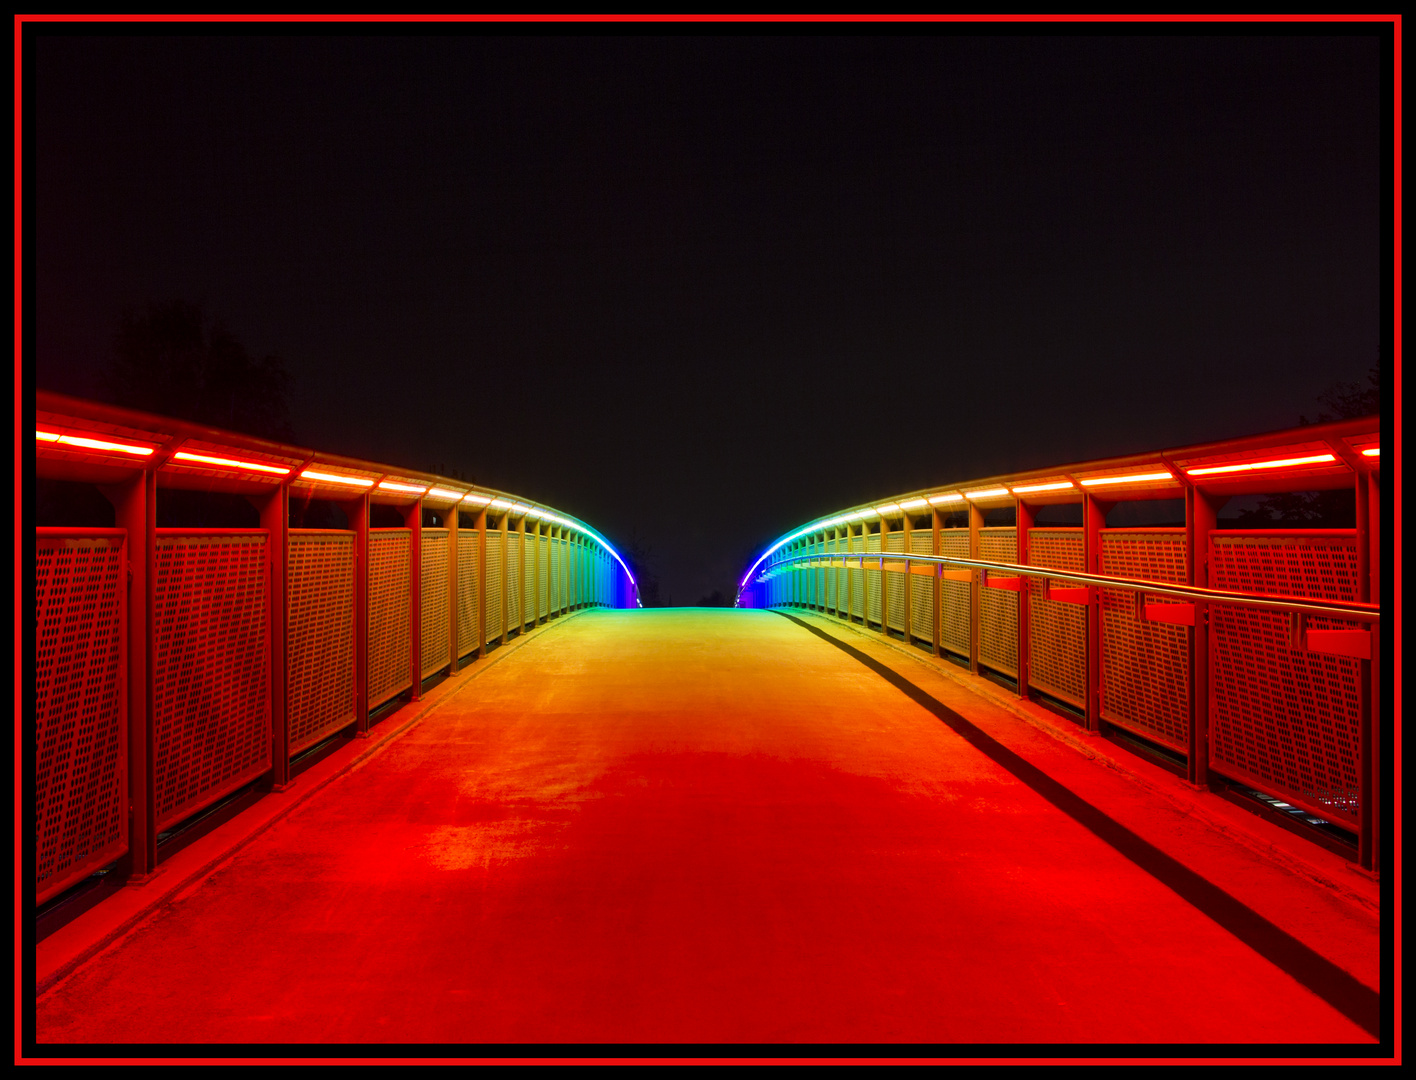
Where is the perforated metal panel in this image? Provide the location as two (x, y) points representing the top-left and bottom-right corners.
(287, 531), (354, 754)
(909, 530), (935, 644)
(1209, 532), (1361, 825)
(368, 529), (411, 709)
(538, 533), (549, 619)
(1027, 528), (1086, 708)
(506, 532), (522, 629)
(36, 531), (127, 904)
(865, 530), (882, 626)
(885, 531), (907, 632)
(849, 533), (864, 619)
(979, 528), (1018, 676)
(421, 529), (450, 680)
(549, 534), (560, 613)
(457, 531), (479, 658)
(522, 532), (537, 627)
(940, 531), (970, 656)
(1100, 530), (1190, 751)
(485, 532), (503, 644)
(825, 537), (838, 611)
(153, 531), (270, 831)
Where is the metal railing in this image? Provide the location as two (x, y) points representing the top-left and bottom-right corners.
(34, 392), (639, 907)
(738, 415), (1383, 871)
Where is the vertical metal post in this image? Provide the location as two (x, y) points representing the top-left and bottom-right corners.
(1188, 488), (1217, 788)
(475, 506), (488, 659)
(446, 501), (459, 675)
(1083, 493), (1107, 734)
(903, 513), (913, 643)
(102, 471), (156, 881)
(1016, 498), (1034, 700)
(968, 500), (983, 675)
(250, 484), (290, 789)
(343, 493), (370, 736)
(932, 506), (942, 658)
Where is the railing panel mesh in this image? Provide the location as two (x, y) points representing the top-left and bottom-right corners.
(825, 537), (838, 610)
(1027, 528), (1086, 709)
(1209, 532), (1362, 826)
(287, 531), (354, 754)
(368, 529), (411, 709)
(865, 531), (882, 625)
(1100, 530), (1190, 751)
(153, 531), (270, 831)
(538, 534), (549, 619)
(909, 530), (935, 644)
(849, 533), (864, 619)
(979, 528), (1018, 676)
(507, 533), (522, 630)
(549, 535), (560, 612)
(485, 532), (503, 644)
(940, 530), (970, 656)
(885, 530), (907, 632)
(457, 530), (479, 658)
(421, 530), (450, 680)
(36, 531), (127, 904)
(523, 532), (537, 627)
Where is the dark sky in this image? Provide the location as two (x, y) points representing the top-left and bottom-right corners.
(28, 27), (1388, 604)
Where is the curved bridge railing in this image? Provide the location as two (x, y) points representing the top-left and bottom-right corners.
(737, 416), (1384, 871)
(34, 391), (638, 907)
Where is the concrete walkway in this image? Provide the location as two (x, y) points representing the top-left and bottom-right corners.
(34, 608), (1381, 1046)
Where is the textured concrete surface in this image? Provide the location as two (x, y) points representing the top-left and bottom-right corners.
(33, 608), (1381, 1046)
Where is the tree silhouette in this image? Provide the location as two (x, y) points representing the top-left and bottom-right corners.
(100, 300), (295, 442)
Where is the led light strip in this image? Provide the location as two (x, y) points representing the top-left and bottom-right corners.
(965, 488), (1010, 499)
(378, 480), (427, 494)
(1078, 471), (1174, 487)
(1361, 447), (1379, 457)
(300, 469), (374, 487)
(426, 487), (464, 501)
(36, 430), (155, 456)
(461, 493), (493, 506)
(928, 493), (963, 505)
(1186, 453), (1335, 477)
(1012, 480), (1074, 494)
(898, 497), (929, 511)
(172, 450), (289, 475)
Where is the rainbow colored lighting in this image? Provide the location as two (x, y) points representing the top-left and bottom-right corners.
(1185, 454), (1335, 477)
(300, 469), (374, 487)
(172, 451), (289, 475)
(1012, 480), (1074, 494)
(1078, 471), (1174, 487)
(36, 430), (155, 456)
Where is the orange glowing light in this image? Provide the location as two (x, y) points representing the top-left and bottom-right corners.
(898, 497), (929, 511)
(172, 451), (289, 475)
(36, 430), (156, 456)
(875, 503), (903, 516)
(965, 488), (1010, 499)
(461, 493), (493, 505)
(1012, 480), (1074, 494)
(35, 430), (61, 442)
(427, 487), (464, 500)
(1361, 447), (1379, 457)
(300, 470), (374, 487)
(377, 480), (427, 494)
(1186, 454), (1335, 477)
(928, 493), (964, 505)
(1078, 471), (1174, 487)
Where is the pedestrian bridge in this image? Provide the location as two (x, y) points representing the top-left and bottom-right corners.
(31, 392), (1385, 1048)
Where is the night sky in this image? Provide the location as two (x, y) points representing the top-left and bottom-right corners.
(28, 26), (1389, 604)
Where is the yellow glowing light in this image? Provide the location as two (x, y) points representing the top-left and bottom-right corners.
(965, 488), (1010, 499)
(875, 503), (903, 516)
(461, 493), (493, 505)
(1078, 471), (1174, 487)
(928, 493), (964, 505)
(427, 487), (464, 500)
(1012, 480), (1074, 494)
(301, 470), (374, 487)
(172, 451), (289, 475)
(898, 497), (929, 511)
(1186, 454), (1335, 477)
(38, 430), (155, 456)
(378, 480), (427, 493)
(488, 498), (514, 511)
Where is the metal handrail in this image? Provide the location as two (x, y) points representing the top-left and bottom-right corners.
(752, 551), (1380, 624)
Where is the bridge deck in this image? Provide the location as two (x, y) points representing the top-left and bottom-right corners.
(35, 608), (1379, 1046)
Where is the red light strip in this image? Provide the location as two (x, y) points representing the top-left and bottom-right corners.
(300, 469), (374, 488)
(1078, 471), (1174, 487)
(1361, 447), (1379, 457)
(1012, 480), (1074, 494)
(172, 450), (289, 475)
(378, 480), (427, 494)
(1186, 453), (1336, 477)
(36, 429), (155, 456)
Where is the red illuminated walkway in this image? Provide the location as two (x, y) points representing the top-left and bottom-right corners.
(36, 609), (1379, 1045)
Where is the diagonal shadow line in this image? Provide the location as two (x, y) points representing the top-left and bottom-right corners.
(777, 611), (1381, 1041)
